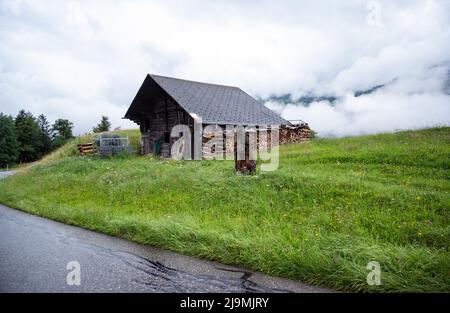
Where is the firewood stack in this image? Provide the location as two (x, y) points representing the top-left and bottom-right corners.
(200, 124), (311, 161)
(202, 131), (222, 160)
(279, 124), (311, 145)
(77, 143), (94, 156)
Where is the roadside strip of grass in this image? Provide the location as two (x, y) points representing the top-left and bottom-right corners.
(0, 127), (449, 292)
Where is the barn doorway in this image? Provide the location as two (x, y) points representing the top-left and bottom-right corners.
(163, 131), (171, 143)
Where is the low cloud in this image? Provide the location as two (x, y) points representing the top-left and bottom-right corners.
(267, 65), (450, 137)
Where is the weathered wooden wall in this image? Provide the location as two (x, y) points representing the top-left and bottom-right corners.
(139, 94), (193, 156)
(140, 95), (191, 133)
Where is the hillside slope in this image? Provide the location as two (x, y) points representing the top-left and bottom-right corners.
(0, 127), (449, 292)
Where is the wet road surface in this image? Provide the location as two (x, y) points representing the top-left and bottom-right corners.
(0, 204), (329, 293)
(0, 171), (16, 180)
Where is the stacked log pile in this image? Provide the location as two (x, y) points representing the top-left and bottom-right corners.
(279, 125), (311, 144)
(77, 143), (94, 156)
(202, 131), (227, 160)
(200, 124), (311, 160)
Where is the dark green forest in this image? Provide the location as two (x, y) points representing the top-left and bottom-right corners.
(0, 110), (74, 167)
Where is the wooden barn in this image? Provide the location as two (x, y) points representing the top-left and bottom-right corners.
(124, 74), (309, 158)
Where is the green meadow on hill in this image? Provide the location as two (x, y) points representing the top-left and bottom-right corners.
(0, 127), (449, 292)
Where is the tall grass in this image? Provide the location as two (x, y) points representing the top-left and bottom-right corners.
(0, 127), (448, 292)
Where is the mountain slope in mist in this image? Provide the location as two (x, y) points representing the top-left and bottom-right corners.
(264, 65), (450, 137)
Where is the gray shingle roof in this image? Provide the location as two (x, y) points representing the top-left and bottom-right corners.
(148, 74), (289, 126)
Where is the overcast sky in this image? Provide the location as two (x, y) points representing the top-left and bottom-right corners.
(1, 0), (449, 136)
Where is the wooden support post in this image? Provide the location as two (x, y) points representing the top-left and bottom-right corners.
(164, 97), (169, 132)
(234, 130), (256, 174)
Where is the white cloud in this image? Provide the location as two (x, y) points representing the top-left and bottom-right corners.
(267, 65), (450, 137)
(0, 0), (449, 135)
(270, 92), (450, 138)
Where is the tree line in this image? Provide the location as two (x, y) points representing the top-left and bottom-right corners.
(0, 112), (113, 167)
(0, 110), (75, 166)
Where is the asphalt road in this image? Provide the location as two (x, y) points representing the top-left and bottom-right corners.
(0, 171), (16, 180)
(0, 204), (329, 293)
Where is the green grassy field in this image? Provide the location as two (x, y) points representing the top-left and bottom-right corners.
(0, 127), (449, 292)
